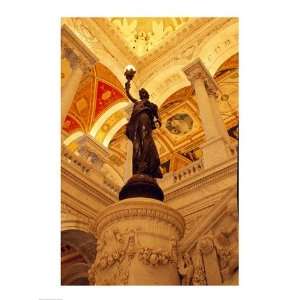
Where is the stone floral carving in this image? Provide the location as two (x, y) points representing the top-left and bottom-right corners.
(138, 247), (171, 267)
(192, 266), (206, 285)
(197, 237), (214, 255)
(178, 253), (194, 285)
(90, 199), (184, 285)
(93, 199), (185, 239)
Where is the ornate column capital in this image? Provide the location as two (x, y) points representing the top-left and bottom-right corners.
(61, 25), (97, 72)
(183, 58), (219, 97)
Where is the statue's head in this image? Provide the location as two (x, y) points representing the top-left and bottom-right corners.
(139, 88), (149, 101)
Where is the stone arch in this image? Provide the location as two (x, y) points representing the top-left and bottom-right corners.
(61, 229), (97, 285)
(61, 229), (97, 265)
(102, 117), (127, 147)
(90, 101), (128, 138)
(63, 130), (84, 146)
(142, 21), (238, 109)
(197, 22), (238, 76)
(61, 262), (90, 285)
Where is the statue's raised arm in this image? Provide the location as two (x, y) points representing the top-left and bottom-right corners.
(125, 81), (138, 103)
(124, 66), (138, 103)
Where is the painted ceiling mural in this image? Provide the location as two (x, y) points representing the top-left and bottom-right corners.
(62, 63), (127, 135)
(62, 47), (238, 174)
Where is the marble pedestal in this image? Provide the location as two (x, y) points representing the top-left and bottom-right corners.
(89, 198), (185, 285)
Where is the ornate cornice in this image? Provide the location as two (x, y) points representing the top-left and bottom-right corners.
(93, 198), (185, 239)
(61, 24), (97, 72)
(138, 18), (237, 85)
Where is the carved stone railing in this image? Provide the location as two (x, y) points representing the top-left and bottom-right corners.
(173, 158), (204, 184)
(61, 145), (120, 195)
(159, 158), (204, 190)
(62, 145), (92, 174)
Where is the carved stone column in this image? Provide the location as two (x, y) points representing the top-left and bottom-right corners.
(61, 26), (96, 127)
(123, 103), (134, 182)
(197, 236), (222, 285)
(183, 59), (232, 169)
(61, 47), (84, 125)
(89, 198), (185, 285)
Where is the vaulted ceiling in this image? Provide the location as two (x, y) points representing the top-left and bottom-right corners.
(108, 53), (238, 173)
(62, 18), (238, 174)
(62, 62), (128, 135)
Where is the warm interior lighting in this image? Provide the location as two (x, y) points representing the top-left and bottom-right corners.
(125, 64), (136, 72)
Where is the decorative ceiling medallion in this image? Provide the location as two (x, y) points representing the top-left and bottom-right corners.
(166, 113), (193, 135)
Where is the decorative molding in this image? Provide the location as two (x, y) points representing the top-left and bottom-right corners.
(183, 58), (219, 95)
(164, 158), (237, 201)
(61, 24), (97, 72)
(93, 199), (185, 239)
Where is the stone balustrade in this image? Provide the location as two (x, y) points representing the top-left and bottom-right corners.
(62, 145), (92, 174)
(62, 145), (120, 195)
(159, 158), (205, 190)
(173, 158), (204, 183)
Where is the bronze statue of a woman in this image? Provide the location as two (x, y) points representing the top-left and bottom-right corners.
(119, 66), (164, 201)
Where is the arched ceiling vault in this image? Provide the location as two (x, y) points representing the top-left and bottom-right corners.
(107, 53), (238, 173)
(141, 21), (238, 108)
(62, 18), (238, 173)
(62, 62), (129, 140)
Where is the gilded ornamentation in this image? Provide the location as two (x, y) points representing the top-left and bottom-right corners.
(110, 18), (189, 57)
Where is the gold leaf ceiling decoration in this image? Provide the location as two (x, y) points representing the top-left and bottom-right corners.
(109, 17), (189, 56)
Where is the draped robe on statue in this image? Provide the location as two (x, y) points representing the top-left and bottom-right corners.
(126, 100), (162, 178)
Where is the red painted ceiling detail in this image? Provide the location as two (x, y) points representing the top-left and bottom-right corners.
(94, 80), (125, 121)
(63, 114), (82, 134)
